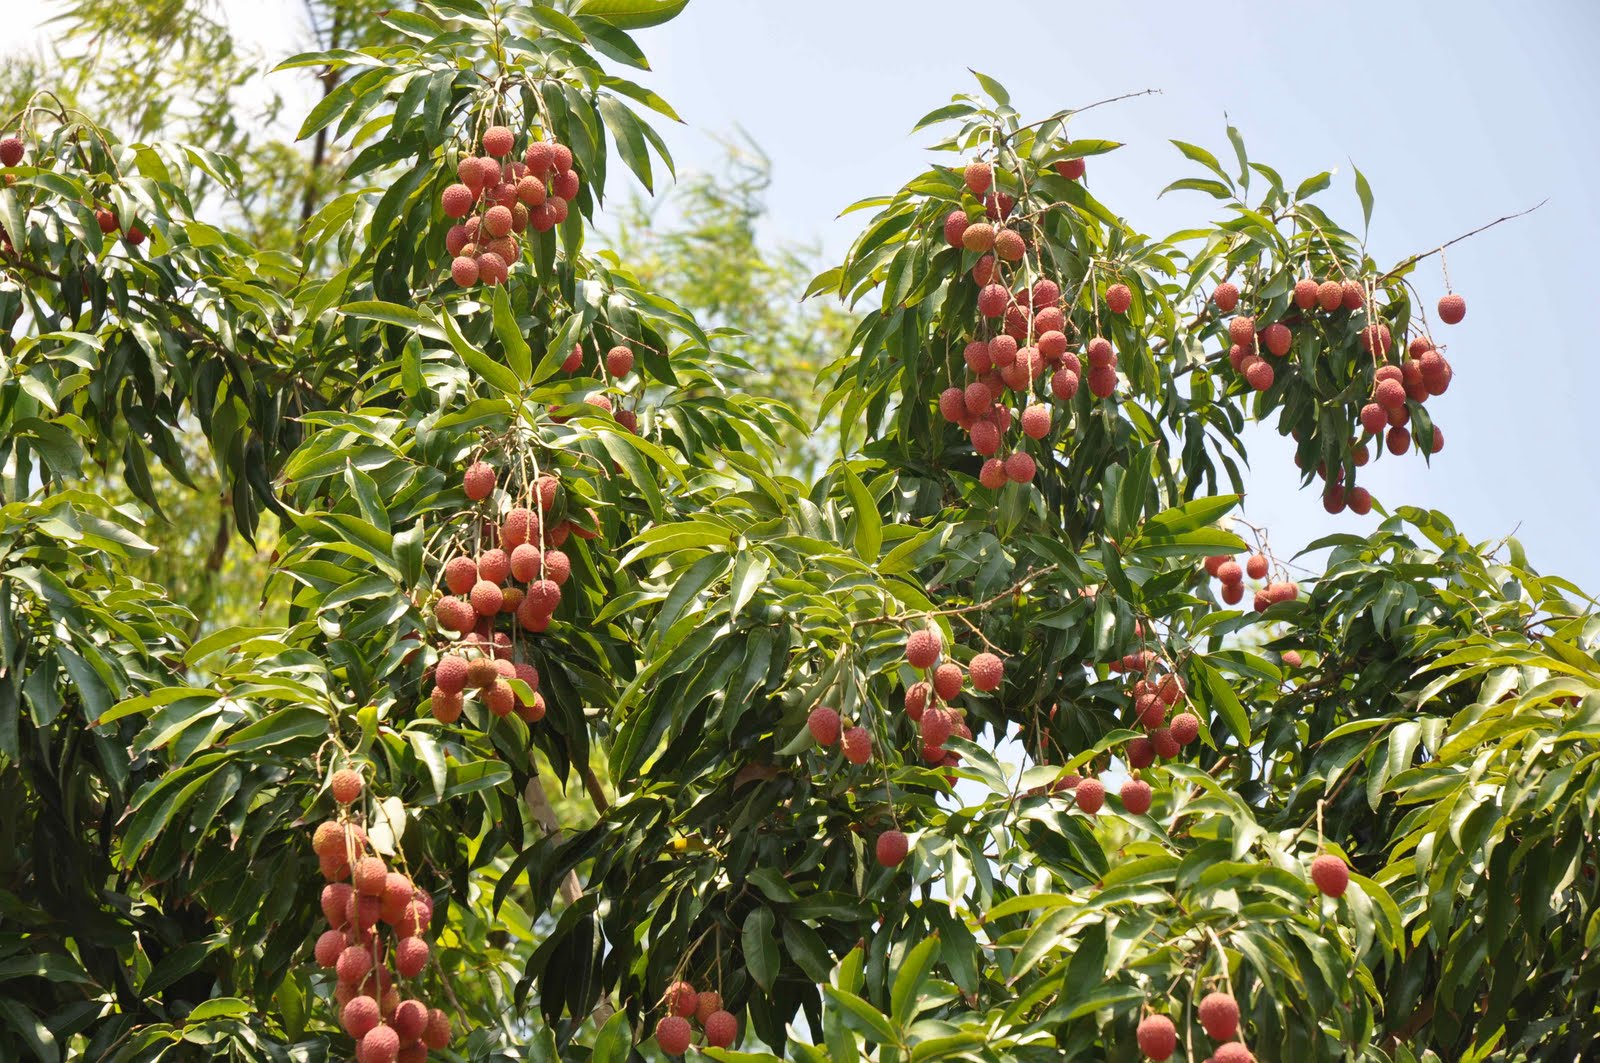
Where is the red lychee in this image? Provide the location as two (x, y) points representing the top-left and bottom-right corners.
(963, 162), (993, 195)
(1127, 736), (1155, 769)
(1136, 1014), (1176, 1060)
(876, 829), (909, 867)
(1106, 283), (1132, 314)
(337, 945), (373, 985)
(943, 210), (970, 247)
(470, 580), (504, 617)
(483, 126), (514, 156)
(971, 254), (999, 285)
(1228, 316), (1256, 347)
(962, 222), (996, 254)
(441, 184), (474, 218)
(1262, 323), (1291, 357)
(1121, 777), (1153, 815)
(1198, 991), (1240, 1040)
(1245, 554), (1268, 580)
(1020, 403), (1051, 439)
(1245, 358), (1274, 391)
(396, 936), (429, 977)
(315, 929), (347, 967)
(842, 726), (872, 764)
(656, 1015), (691, 1056)
(906, 628), (940, 669)
(704, 1009), (738, 1048)
(1217, 560), (1242, 584)
(1212, 1044), (1256, 1063)
(1310, 853), (1349, 897)
(344, 995), (382, 1037)
(807, 705), (841, 746)
(1170, 712), (1199, 745)
(994, 228), (1025, 263)
(1437, 292), (1465, 324)
(1075, 778), (1105, 814)
(1211, 282), (1240, 312)
(1341, 280), (1365, 310)
(331, 769), (363, 805)
(605, 345), (635, 377)
(932, 663), (965, 702)
(978, 284), (1009, 318)
(1386, 425), (1410, 455)
(1004, 451), (1036, 483)
(969, 652), (1004, 692)
(1292, 277), (1318, 309)
(1054, 157), (1086, 180)
(1050, 368), (1080, 401)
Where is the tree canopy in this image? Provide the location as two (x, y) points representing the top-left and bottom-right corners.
(1, 3), (1596, 1062)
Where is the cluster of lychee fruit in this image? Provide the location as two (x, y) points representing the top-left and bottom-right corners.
(308, 769), (452, 1062)
(0, 133), (147, 246)
(440, 125), (582, 288)
(935, 160), (1133, 489)
(1136, 990), (1253, 1062)
(902, 626), (1003, 766)
(426, 458), (596, 722)
(653, 980), (738, 1056)
(1202, 552), (1300, 613)
(546, 343), (643, 434)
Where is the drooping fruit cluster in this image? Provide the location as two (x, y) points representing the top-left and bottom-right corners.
(1203, 551), (1299, 613)
(654, 979), (738, 1055)
(806, 705), (875, 766)
(441, 126), (583, 288)
(308, 772), (453, 1061)
(937, 158), (1128, 490)
(900, 626), (998, 768)
(0, 132), (149, 247)
(1209, 275), (1463, 513)
(427, 458), (598, 725)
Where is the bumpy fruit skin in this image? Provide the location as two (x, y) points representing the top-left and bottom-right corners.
(423, 1008), (451, 1049)
(0, 136), (23, 166)
(978, 283), (1009, 317)
(1087, 364), (1117, 398)
(1293, 277), (1318, 309)
(704, 1009), (738, 1048)
(943, 209), (970, 247)
(1170, 712), (1200, 745)
(1198, 991), (1240, 1040)
(1050, 368), (1079, 401)
(1310, 853), (1350, 897)
(1221, 581), (1244, 605)
(1126, 735), (1155, 770)
(1120, 778), (1153, 815)
(315, 929), (347, 967)
(962, 221), (996, 253)
(876, 829), (909, 867)
(969, 419), (1000, 456)
(661, 980), (697, 1017)
(932, 663), (964, 701)
(1244, 358), (1274, 391)
(1262, 323), (1291, 356)
(906, 628), (940, 669)
(1209, 281), (1239, 312)
(1020, 403), (1051, 440)
(1228, 315), (1256, 347)
(1437, 292), (1466, 324)
(1315, 279), (1341, 311)
(807, 705), (841, 746)
(448, 254), (481, 289)
(441, 184), (474, 218)
(969, 652), (1004, 692)
(396, 935), (429, 977)
(1216, 560), (1242, 584)
(355, 855), (388, 896)
(1136, 1014), (1177, 1060)
(605, 345), (634, 377)
(1245, 554), (1268, 580)
(331, 769), (363, 805)
(483, 126), (514, 156)
(994, 228), (1025, 262)
(344, 995), (382, 1037)
(95, 207), (119, 234)
(963, 161), (993, 195)
(392, 999), (428, 1041)
(1054, 157), (1086, 180)
(842, 726), (872, 764)
(1341, 279), (1365, 310)
(1386, 425), (1411, 455)
(337, 945), (373, 985)
(553, 169), (580, 200)
(1075, 778), (1105, 814)
(1106, 283), (1132, 314)
(1211, 1044), (1255, 1063)
(1004, 451), (1036, 483)
(695, 991), (723, 1024)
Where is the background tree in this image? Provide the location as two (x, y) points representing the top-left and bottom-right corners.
(1, 4), (1595, 1063)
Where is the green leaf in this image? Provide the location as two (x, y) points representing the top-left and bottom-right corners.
(841, 462), (881, 561)
(890, 933), (939, 1026)
(1195, 658), (1250, 747)
(440, 309), (522, 395)
(491, 286), (533, 383)
(743, 907), (779, 991)
(968, 69), (1010, 106)
(574, 0), (688, 29)
(591, 1009), (632, 1063)
(823, 987), (897, 1045)
(1354, 165), (1374, 232)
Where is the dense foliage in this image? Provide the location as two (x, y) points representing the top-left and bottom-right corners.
(2, 2), (1596, 1062)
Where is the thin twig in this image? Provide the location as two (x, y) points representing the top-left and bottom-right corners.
(1374, 200), (1547, 284)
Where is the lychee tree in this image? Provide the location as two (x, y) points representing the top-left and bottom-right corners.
(1, 4), (1596, 1063)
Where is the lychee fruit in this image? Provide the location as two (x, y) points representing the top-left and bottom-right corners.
(315, 929), (347, 967)
(994, 228), (1025, 263)
(964, 381), (994, 416)
(1075, 778), (1105, 814)
(962, 222), (996, 254)
(971, 253), (999, 285)
(1221, 582), (1244, 605)
(1245, 554), (1267, 580)
(1315, 280), (1342, 312)
(1054, 157), (1086, 180)
(1340, 279), (1365, 310)
(477, 548), (510, 584)
(921, 705), (955, 747)
(441, 184), (474, 218)
(970, 420), (1001, 457)
(1437, 292), (1465, 324)
(704, 1009), (738, 1048)
(978, 283), (1009, 317)
(906, 628), (940, 668)
(1127, 736), (1155, 770)
(963, 162), (993, 195)
(470, 579), (503, 616)
(1228, 316), (1256, 347)
(606, 345), (634, 376)
(1004, 451), (1036, 483)
(344, 995), (382, 1037)
(1106, 283), (1132, 314)
(1152, 727), (1180, 759)
(422, 1008), (451, 1049)
(0, 136), (24, 167)
(1212, 1044), (1256, 1063)
(1245, 358), (1274, 391)
(1120, 777), (1153, 815)
(1311, 853), (1349, 897)
(988, 334), (1018, 368)
(1262, 323), (1291, 357)
(1293, 277), (1318, 309)
(1021, 404), (1051, 439)
(1170, 712), (1199, 746)
(337, 945), (373, 985)
(331, 768), (363, 805)
(1198, 991), (1240, 1041)
(842, 726), (872, 764)
(807, 705), (841, 746)
(1211, 282), (1239, 312)
(1136, 1014), (1176, 1060)
(969, 652), (1004, 692)
(943, 210), (970, 247)
(1051, 368), (1079, 401)
(1386, 425), (1410, 455)
(395, 936), (429, 977)
(1087, 364), (1117, 398)
(904, 682), (930, 719)
(482, 126), (514, 157)
(553, 169), (580, 200)
(876, 829), (909, 867)
(932, 661), (963, 700)
(693, 991), (723, 1024)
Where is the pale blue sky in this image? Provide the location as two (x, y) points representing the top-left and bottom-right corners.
(16, 0), (1600, 593)
(628, 1), (1600, 593)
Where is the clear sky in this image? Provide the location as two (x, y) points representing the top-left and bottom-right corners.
(14, 0), (1600, 593)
